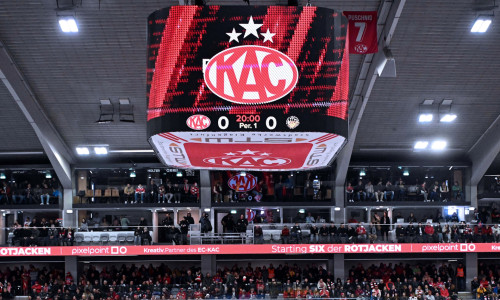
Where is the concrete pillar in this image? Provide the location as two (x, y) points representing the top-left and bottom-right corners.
(201, 254), (216, 276)
(330, 254), (345, 280)
(62, 189), (76, 228)
(153, 211), (159, 244)
(465, 253), (478, 292)
(65, 256), (78, 281)
(200, 170), (212, 209)
(465, 168), (477, 208)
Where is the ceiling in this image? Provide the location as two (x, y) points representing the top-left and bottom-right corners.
(0, 0), (499, 172)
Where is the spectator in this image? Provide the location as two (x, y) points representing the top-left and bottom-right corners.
(40, 184), (50, 205)
(346, 183), (354, 202)
(375, 181), (384, 202)
(384, 181), (394, 201)
(356, 224), (367, 243)
(123, 183), (134, 204)
(80, 218), (89, 232)
(440, 182), (449, 202)
(310, 225), (319, 243)
(147, 179), (158, 203)
(120, 215), (130, 230)
(134, 184), (145, 203)
(213, 182), (223, 203)
(200, 213), (212, 234)
(281, 225), (290, 244)
(221, 213), (235, 233)
(365, 181), (374, 201)
(165, 182), (174, 203)
(254, 226), (263, 244)
(451, 181), (462, 201)
(291, 223), (302, 243)
(190, 182), (199, 203)
(236, 214), (248, 233)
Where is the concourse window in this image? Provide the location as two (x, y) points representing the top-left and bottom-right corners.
(210, 169), (334, 204)
(75, 169), (200, 205)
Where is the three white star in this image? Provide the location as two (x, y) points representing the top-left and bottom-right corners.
(239, 149), (257, 155)
(226, 28), (242, 43)
(261, 29), (276, 43)
(239, 16), (263, 38)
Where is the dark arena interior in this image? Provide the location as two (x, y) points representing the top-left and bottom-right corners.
(0, 0), (499, 299)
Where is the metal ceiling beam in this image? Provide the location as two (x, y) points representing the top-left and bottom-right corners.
(0, 41), (74, 189)
(468, 114), (500, 185)
(334, 0), (406, 206)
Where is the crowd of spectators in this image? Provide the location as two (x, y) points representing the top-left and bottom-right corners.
(0, 178), (61, 205)
(9, 218), (76, 247)
(346, 179), (463, 203)
(5, 262), (472, 299)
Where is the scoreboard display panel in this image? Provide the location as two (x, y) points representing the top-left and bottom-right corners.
(147, 6), (349, 171)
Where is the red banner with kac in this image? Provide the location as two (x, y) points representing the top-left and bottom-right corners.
(0, 243), (498, 257)
(344, 11), (378, 54)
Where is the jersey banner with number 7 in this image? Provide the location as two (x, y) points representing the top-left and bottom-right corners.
(147, 6), (349, 171)
(344, 11), (378, 54)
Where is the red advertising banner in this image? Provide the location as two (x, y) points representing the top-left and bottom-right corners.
(344, 11), (378, 54)
(0, 243), (498, 257)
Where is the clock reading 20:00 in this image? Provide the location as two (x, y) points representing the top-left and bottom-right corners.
(217, 115), (276, 130)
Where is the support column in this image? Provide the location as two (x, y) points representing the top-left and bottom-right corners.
(65, 256), (78, 281)
(330, 254), (345, 280)
(62, 189), (76, 228)
(153, 211), (159, 244)
(201, 255), (216, 276)
(465, 253), (478, 292)
(200, 170), (212, 209)
(465, 168), (477, 208)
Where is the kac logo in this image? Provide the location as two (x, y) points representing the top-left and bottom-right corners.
(204, 46), (298, 105)
(203, 149), (291, 168)
(227, 173), (258, 192)
(186, 115), (211, 130)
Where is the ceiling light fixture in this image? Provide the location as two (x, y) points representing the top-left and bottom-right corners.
(94, 146), (108, 155)
(418, 114), (433, 123)
(76, 147), (90, 155)
(359, 169), (366, 177)
(129, 171), (136, 178)
(403, 169), (410, 176)
(440, 114), (457, 122)
(45, 171), (52, 179)
(58, 16), (79, 33)
(471, 16), (492, 33)
(176, 171), (183, 177)
(414, 141), (429, 149)
(240, 171), (247, 177)
(431, 140), (447, 151)
(0, 173), (5, 180)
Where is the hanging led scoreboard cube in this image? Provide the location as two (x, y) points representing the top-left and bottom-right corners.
(147, 6), (349, 171)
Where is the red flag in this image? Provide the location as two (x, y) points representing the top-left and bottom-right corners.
(344, 11), (378, 54)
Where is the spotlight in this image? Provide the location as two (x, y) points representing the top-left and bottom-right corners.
(58, 16), (79, 33)
(94, 147), (108, 155)
(414, 141), (429, 150)
(471, 16), (492, 33)
(440, 114), (457, 123)
(76, 147), (90, 155)
(418, 114), (433, 123)
(129, 171), (136, 178)
(431, 140), (447, 151)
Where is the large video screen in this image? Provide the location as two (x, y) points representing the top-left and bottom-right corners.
(147, 6), (348, 171)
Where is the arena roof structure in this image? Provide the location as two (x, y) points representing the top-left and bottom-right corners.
(0, 0), (499, 179)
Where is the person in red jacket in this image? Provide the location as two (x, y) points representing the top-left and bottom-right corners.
(31, 281), (42, 294)
(135, 184), (145, 203)
(190, 182), (199, 203)
(425, 222), (435, 242)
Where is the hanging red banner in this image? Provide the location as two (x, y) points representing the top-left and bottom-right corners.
(344, 11), (378, 54)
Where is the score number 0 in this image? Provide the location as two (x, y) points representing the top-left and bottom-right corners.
(218, 116), (276, 130)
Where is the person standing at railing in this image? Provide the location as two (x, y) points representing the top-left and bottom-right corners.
(221, 213), (235, 233)
(319, 224), (329, 244)
(310, 225), (319, 243)
(236, 214), (248, 233)
(200, 213), (212, 234)
(291, 223), (302, 243)
(254, 226), (263, 244)
(179, 216), (189, 245)
(281, 225), (290, 244)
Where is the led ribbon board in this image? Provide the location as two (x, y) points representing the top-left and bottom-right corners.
(147, 6), (349, 171)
